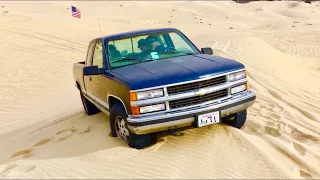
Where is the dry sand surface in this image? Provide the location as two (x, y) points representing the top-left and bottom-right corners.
(0, 0), (320, 179)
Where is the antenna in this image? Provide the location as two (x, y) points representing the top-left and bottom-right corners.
(97, 20), (102, 35)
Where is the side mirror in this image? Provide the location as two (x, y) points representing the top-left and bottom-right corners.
(201, 47), (213, 55)
(83, 65), (102, 75)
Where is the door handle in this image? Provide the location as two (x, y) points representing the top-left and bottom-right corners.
(89, 77), (92, 81)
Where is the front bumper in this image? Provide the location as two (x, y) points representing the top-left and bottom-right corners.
(127, 91), (256, 135)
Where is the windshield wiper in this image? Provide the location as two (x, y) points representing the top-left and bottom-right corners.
(157, 51), (179, 55)
(111, 57), (138, 63)
(158, 51), (195, 55)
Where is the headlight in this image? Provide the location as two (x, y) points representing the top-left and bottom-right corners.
(137, 89), (164, 100)
(228, 70), (246, 82)
(231, 84), (246, 94)
(140, 103), (165, 114)
(130, 89), (164, 101)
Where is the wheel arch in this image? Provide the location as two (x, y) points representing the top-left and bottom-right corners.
(108, 95), (129, 114)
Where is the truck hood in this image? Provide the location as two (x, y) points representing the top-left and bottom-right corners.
(110, 54), (245, 90)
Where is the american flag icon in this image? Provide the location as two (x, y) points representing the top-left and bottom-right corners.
(71, 6), (81, 19)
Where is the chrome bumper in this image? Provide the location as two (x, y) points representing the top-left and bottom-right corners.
(127, 91), (256, 135)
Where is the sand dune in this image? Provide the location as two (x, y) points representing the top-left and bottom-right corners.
(0, 0), (319, 179)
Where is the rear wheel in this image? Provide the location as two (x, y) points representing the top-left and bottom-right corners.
(80, 92), (100, 115)
(222, 110), (247, 129)
(110, 103), (151, 149)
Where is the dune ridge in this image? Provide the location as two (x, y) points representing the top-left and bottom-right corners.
(0, 0), (319, 179)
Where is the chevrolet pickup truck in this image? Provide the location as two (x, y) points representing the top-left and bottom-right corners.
(73, 28), (256, 149)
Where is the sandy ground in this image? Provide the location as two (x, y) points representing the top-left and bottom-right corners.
(0, 0), (319, 179)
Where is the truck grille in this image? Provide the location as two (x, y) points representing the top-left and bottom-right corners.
(167, 75), (226, 95)
(169, 89), (228, 109)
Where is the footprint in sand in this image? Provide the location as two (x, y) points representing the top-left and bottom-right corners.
(247, 121), (263, 134)
(10, 149), (33, 159)
(57, 133), (73, 142)
(293, 142), (306, 156)
(300, 169), (312, 179)
(290, 131), (318, 143)
(78, 126), (94, 135)
(283, 124), (318, 143)
(33, 138), (53, 147)
(267, 120), (318, 144)
(56, 127), (78, 135)
(264, 126), (281, 137)
(54, 127), (81, 142)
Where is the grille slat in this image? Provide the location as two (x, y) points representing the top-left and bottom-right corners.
(169, 89), (228, 109)
(167, 75), (226, 94)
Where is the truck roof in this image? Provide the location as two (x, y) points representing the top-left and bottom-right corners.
(96, 27), (180, 42)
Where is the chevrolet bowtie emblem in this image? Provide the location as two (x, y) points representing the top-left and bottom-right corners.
(196, 88), (210, 96)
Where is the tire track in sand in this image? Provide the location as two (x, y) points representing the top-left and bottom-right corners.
(0, 28), (83, 52)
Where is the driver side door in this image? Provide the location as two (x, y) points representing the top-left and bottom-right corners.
(83, 40), (96, 94)
(84, 40), (109, 109)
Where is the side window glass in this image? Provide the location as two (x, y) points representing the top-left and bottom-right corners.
(86, 42), (95, 66)
(92, 41), (103, 68)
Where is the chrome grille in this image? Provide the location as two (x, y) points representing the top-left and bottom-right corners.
(169, 89), (228, 109)
(167, 75), (227, 94)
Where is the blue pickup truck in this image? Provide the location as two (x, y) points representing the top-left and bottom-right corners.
(73, 28), (256, 149)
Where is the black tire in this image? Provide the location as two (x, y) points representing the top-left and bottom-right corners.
(110, 103), (151, 149)
(80, 92), (100, 115)
(222, 110), (247, 129)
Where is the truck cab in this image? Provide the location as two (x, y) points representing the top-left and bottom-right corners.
(73, 28), (256, 149)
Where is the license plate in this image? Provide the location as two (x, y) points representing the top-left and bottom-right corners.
(197, 111), (220, 127)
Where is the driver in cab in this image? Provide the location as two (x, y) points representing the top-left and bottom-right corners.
(137, 37), (162, 59)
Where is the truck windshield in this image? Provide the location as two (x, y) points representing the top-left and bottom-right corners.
(106, 31), (200, 68)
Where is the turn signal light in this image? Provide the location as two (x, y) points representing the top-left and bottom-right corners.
(131, 106), (140, 115)
(130, 92), (137, 101)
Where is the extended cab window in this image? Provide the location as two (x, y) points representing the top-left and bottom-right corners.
(107, 31), (200, 69)
(92, 41), (103, 68)
(85, 42), (95, 66)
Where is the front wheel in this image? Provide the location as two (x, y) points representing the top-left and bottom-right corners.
(222, 110), (247, 129)
(110, 103), (151, 149)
